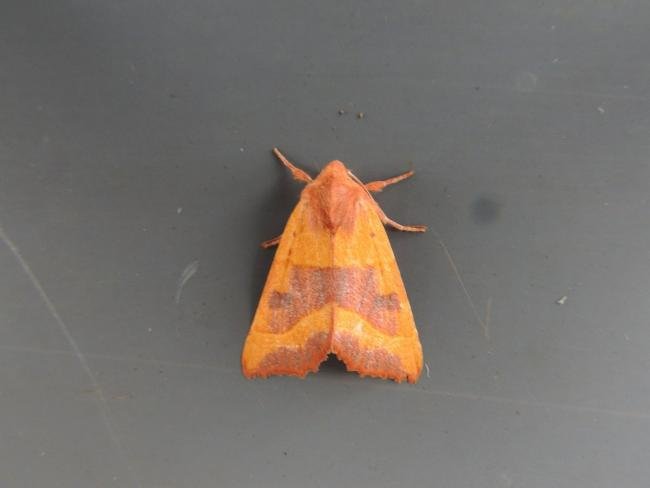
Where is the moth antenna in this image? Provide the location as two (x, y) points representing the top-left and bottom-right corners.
(348, 170), (386, 212)
(347, 170), (373, 199)
(348, 170), (425, 233)
(273, 147), (313, 183)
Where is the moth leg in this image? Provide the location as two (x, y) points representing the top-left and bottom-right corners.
(260, 235), (282, 248)
(365, 169), (414, 192)
(384, 219), (427, 232)
(376, 206), (426, 232)
(383, 217), (427, 232)
(272, 147), (313, 183)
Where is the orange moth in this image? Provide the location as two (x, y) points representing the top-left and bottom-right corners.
(241, 148), (426, 383)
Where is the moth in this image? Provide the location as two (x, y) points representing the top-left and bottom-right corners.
(241, 148), (426, 383)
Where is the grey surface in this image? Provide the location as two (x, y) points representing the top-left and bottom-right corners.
(2, 1), (650, 487)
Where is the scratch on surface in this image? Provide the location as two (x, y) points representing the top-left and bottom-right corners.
(175, 260), (199, 304)
(485, 297), (492, 341)
(501, 472), (514, 488)
(0, 344), (72, 356)
(437, 237), (489, 341)
(523, 380), (550, 415)
(424, 362), (431, 378)
(411, 386), (650, 421)
(6, 345), (650, 422)
(0, 224), (143, 488)
(0, 343), (239, 374)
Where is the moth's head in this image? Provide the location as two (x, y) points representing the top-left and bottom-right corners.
(319, 160), (348, 179)
(314, 160), (367, 193)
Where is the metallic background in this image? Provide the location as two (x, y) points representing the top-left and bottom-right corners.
(2, 2), (649, 486)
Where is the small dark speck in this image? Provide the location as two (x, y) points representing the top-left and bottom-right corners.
(338, 109), (346, 115)
(169, 93), (178, 99)
(283, 451), (288, 456)
(516, 410), (521, 415)
(370, 232), (375, 238)
(474, 86), (480, 91)
(471, 195), (502, 224)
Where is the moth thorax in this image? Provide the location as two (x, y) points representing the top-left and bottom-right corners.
(308, 180), (360, 231)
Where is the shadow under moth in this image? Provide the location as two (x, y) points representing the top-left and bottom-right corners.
(242, 148), (425, 383)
